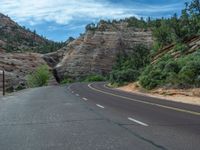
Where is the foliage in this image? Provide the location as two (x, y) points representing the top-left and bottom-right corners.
(27, 65), (50, 88)
(0, 18), (65, 53)
(173, 42), (188, 53)
(109, 44), (150, 85)
(139, 51), (200, 89)
(60, 76), (74, 84)
(83, 74), (106, 82)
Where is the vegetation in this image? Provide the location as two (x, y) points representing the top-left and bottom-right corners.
(0, 14), (65, 53)
(83, 74), (106, 82)
(60, 76), (74, 84)
(139, 50), (200, 89)
(150, 0), (200, 50)
(27, 65), (51, 88)
(109, 0), (200, 90)
(109, 44), (150, 86)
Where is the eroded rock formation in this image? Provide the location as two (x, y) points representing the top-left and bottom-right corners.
(0, 51), (47, 92)
(55, 22), (153, 81)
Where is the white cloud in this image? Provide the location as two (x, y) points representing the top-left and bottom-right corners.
(0, 0), (183, 25)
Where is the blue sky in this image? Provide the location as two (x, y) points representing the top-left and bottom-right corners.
(0, 0), (191, 42)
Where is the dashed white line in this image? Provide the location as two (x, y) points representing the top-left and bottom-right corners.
(82, 98), (88, 101)
(128, 117), (148, 126)
(72, 91), (74, 93)
(76, 94), (79, 96)
(96, 104), (105, 109)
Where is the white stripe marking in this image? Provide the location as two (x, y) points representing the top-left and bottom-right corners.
(82, 98), (88, 101)
(128, 117), (148, 126)
(96, 104), (105, 109)
(72, 91), (74, 93)
(76, 94), (79, 96)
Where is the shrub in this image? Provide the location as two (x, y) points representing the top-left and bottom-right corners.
(83, 74), (105, 82)
(139, 67), (167, 89)
(139, 50), (200, 89)
(60, 78), (74, 84)
(173, 43), (188, 53)
(27, 65), (50, 88)
(178, 61), (200, 87)
(110, 69), (140, 85)
(109, 44), (150, 85)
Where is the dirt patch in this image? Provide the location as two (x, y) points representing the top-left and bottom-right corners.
(117, 83), (200, 106)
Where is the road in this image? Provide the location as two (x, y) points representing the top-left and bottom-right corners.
(0, 82), (199, 150)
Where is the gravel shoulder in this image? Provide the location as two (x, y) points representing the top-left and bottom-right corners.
(117, 83), (200, 106)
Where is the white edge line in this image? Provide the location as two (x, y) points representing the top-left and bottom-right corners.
(128, 117), (148, 126)
(82, 98), (88, 101)
(88, 83), (200, 116)
(96, 104), (105, 109)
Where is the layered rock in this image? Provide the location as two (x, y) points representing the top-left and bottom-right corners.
(0, 51), (47, 92)
(43, 37), (74, 67)
(152, 36), (200, 64)
(55, 22), (153, 81)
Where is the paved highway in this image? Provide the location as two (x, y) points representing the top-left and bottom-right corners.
(70, 82), (200, 150)
(0, 82), (199, 150)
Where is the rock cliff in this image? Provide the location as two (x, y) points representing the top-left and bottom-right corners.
(0, 51), (47, 92)
(54, 22), (153, 81)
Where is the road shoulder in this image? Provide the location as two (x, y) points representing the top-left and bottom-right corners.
(116, 83), (200, 106)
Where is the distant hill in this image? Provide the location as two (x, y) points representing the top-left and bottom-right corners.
(0, 13), (64, 53)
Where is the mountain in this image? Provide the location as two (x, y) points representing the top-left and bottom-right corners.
(0, 13), (64, 53)
(0, 51), (48, 92)
(50, 20), (153, 82)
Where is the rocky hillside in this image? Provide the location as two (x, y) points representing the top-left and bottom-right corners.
(52, 21), (153, 81)
(0, 13), (63, 53)
(0, 51), (47, 92)
(0, 18), (153, 92)
(152, 36), (200, 64)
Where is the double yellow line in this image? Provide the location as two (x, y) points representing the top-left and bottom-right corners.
(88, 83), (200, 116)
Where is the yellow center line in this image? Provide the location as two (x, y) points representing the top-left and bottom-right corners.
(88, 83), (200, 116)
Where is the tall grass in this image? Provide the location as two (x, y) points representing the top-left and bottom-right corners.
(27, 65), (50, 88)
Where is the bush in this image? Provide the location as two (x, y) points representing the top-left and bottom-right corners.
(178, 61), (200, 87)
(110, 69), (140, 86)
(173, 43), (188, 53)
(109, 44), (150, 85)
(139, 51), (200, 89)
(27, 65), (50, 88)
(139, 66), (167, 89)
(83, 74), (105, 82)
(60, 78), (74, 84)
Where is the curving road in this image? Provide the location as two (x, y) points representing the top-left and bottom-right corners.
(70, 82), (200, 150)
(0, 82), (199, 150)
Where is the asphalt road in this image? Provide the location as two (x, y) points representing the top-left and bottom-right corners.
(70, 82), (200, 150)
(0, 82), (199, 150)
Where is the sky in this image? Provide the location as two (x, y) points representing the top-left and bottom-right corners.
(0, 0), (191, 42)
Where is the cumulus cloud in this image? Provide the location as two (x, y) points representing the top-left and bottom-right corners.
(0, 0), (183, 25)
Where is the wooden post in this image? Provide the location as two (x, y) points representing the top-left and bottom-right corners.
(2, 68), (5, 96)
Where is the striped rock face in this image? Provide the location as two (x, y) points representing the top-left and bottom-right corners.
(0, 52), (47, 92)
(54, 22), (153, 81)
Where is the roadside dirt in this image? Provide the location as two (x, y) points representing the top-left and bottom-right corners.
(117, 83), (200, 106)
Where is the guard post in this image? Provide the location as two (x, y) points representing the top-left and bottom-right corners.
(2, 67), (5, 96)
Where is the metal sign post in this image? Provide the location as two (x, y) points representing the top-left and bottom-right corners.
(2, 67), (5, 96)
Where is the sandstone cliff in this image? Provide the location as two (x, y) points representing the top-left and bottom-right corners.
(54, 22), (153, 81)
(152, 36), (200, 64)
(0, 51), (47, 92)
